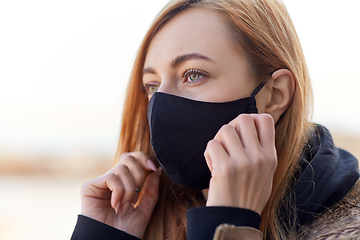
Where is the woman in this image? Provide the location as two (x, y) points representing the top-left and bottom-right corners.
(71, 0), (360, 239)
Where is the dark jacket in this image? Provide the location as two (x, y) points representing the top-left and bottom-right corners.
(71, 125), (360, 240)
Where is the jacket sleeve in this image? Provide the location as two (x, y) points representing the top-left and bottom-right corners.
(186, 206), (263, 240)
(70, 215), (140, 240)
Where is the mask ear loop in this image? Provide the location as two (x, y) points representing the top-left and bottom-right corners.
(250, 81), (267, 97)
(250, 71), (275, 97)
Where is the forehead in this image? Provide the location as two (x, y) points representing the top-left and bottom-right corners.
(145, 8), (233, 66)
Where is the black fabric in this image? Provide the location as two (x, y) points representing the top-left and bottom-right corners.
(283, 125), (360, 227)
(70, 125), (359, 239)
(70, 215), (140, 240)
(186, 206), (261, 240)
(147, 92), (259, 190)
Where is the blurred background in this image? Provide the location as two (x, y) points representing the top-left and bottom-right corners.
(0, 0), (359, 239)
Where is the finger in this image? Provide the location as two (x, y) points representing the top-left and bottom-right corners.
(120, 152), (157, 172)
(84, 173), (125, 211)
(251, 114), (275, 151)
(204, 147), (213, 172)
(136, 167), (162, 217)
(119, 155), (146, 189)
(229, 114), (260, 151)
(213, 124), (244, 157)
(205, 139), (229, 172)
(116, 165), (137, 205)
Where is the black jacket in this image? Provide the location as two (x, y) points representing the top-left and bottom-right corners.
(71, 125), (359, 240)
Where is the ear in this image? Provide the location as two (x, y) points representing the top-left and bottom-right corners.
(264, 69), (295, 124)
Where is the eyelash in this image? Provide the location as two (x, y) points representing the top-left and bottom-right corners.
(182, 68), (208, 85)
(142, 68), (209, 96)
(143, 82), (159, 96)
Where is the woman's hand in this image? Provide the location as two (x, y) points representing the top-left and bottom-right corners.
(204, 114), (277, 215)
(80, 151), (161, 239)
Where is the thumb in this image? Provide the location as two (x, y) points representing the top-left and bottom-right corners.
(204, 145), (213, 172)
(136, 167), (162, 217)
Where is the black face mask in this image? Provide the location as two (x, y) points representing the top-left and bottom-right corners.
(147, 82), (265, 190)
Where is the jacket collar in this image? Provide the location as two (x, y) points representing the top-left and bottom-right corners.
(283, 125), (359, 227)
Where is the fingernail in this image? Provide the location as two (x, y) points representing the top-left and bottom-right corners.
(115, 201), (121, 215)
(147, 159), (157, 172)
(121, 202), (131, 217)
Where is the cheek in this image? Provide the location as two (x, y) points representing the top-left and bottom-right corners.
(194, 86), (241, 102)
(255, 92), (269, 113)
(196, 84), (249, 103)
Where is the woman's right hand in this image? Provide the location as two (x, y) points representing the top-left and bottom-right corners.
(80, 151), (161, 239)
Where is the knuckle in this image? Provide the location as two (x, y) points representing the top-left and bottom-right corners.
(80, 180), (92, 193)
(218, 124), (235, 136)
(118, 164), (130, 174)
(240, 113), (253, 120)
(236, 114), (253, 123)
(220, 124), (233, 131)
(123, 157), (138, 169)
(259, 113), (274, 124)
(134, 151), (147, 158)
(108, 172), (117, 178)
(231, 114), (254, 129)
(207, 139), (219, 148)
(106, 173), (120, 184)
(119, 152), (131, 160)
(119, 152), (135, 164)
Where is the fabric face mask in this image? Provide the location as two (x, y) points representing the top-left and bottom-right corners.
(147, 82), (265, 190)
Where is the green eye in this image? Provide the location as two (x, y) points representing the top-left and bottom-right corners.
(144, 84), (159, 95)
(148, 85), (158, 93)
(189, 73), (200, 81)
(182, 69), (207, 85)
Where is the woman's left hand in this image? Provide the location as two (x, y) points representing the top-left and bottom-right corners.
(204, 113), (278, 215)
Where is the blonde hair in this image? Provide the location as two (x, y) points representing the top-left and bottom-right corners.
(116, 0), (313, 239)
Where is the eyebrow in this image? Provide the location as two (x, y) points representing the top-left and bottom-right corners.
(142, 53), (213, 76)
(171, 53), (213, 68)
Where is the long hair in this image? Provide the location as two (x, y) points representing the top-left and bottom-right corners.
(116, 0), (313, 239)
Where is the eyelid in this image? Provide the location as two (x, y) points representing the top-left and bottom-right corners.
(182, 68), (208, 78)
(142, 68), (209, 95)
(143, 81), (160, 96)
(182, 68), (209, 85)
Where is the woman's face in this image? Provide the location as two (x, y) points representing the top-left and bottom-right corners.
(143, 8), (259, 103)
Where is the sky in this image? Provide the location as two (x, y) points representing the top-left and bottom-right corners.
(1, 0), (359, 160)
